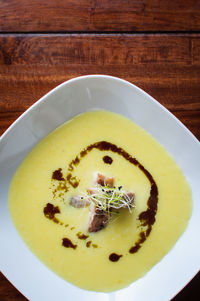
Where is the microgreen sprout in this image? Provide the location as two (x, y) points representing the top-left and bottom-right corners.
(81, 184), (135, 217)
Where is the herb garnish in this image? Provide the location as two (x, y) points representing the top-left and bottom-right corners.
(81, 185), (135, 216)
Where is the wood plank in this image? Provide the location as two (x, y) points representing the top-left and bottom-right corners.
(0, 63), (199, 117)
(0, 34), (199, 140)
(0, 0), (200, 32)
(0, 273), (26, 300)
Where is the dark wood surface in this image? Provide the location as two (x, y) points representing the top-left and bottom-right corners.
(0, 34), (199, 139)
(0, 0), (200, 32)
(0, 1), (199, 300)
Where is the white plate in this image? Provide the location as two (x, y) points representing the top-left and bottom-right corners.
(0, 75), (199, 301)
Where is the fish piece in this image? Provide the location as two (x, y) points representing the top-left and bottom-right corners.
(70, 195), (90, 208)
(122, 192), (135, 208)
(105, 177), (114, 188)
(71, 173), (134, 232)
(88, 203), (109, 232)
(96, 173), (114, 187)
(87, 188), (98, 195)
(96, 173), (106, 186)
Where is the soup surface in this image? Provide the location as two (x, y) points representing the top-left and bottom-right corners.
(9, 111), (192, 292)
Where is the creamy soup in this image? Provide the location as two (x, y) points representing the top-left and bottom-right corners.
(9, 111), (192, 292)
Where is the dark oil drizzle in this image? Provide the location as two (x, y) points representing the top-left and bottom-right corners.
(85, 241), (98, 248)
(109, 253), (122, 262)
(52, 182), (69, 201)
(43, 203), (65, 226)
(67, 174), (80, 188)
(86, 241), (92, 248)
(56, 182), (69, 193)
(44, 140), (158, 259)
(52, 168), (65, 181)
(129, 232), (146, 253)
(76, 232), (89, 240)
(103, 155), (113, 164)
(43, 203), (60, 223)
(51, 169), (69, 206)
(66, 141), (158, 256)
(62, 238), (77, 249)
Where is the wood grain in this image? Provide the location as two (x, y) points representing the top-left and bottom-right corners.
(0, 34), (199, 139)
(0, 0), (200, 32)
(0, 273), (25, 301)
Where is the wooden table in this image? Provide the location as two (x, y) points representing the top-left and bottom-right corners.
(0, 1), (199, 300)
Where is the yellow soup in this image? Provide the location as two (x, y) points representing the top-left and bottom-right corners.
(9, 111), (192, 292)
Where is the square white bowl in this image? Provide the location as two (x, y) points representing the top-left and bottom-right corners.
(0, 75), (199, 301)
